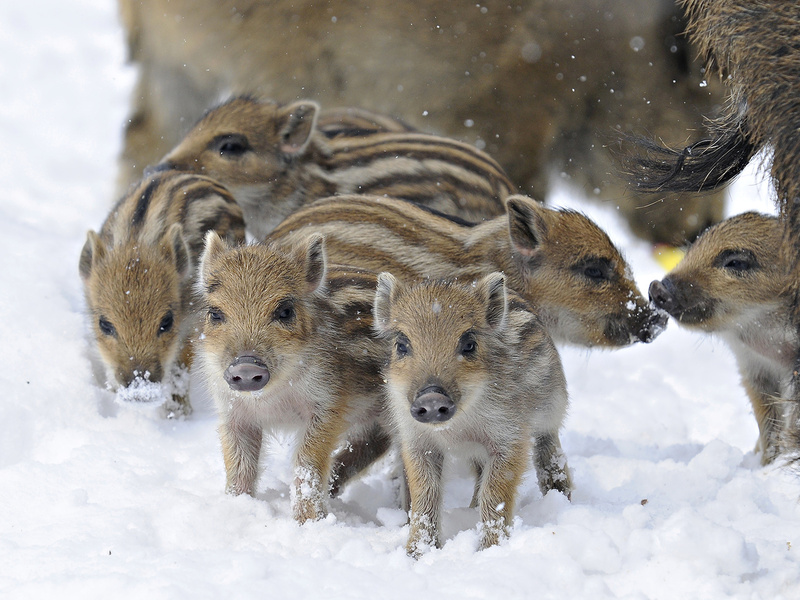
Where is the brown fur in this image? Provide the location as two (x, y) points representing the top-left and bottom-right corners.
(151, 97), (514, 238)
(268, 194), (667, 349)
(196, 233), (388, 520)
(649, 212), (795, 464)
(117, 0), (726, 245)
(374, 273), (570, 555)
(79, 171), (245, 416)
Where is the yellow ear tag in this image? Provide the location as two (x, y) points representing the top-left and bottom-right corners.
(653, 244), (685, 271)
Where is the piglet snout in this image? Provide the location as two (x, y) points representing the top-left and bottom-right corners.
(411, 386), (456, 423)
(649, 279), (677, 314)
(638, 305), (669, 343)
(224, 355), (270, 392)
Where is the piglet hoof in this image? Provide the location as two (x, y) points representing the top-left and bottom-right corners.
(163, 394), (192, 419)
(478, 519), (509, 550)
(293, 500), (327, 524)
(541, 477), (572, 502)
(406, 534), (435, 560)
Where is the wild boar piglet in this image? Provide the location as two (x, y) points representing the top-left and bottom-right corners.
(196, 232), (387, 521)
(374, 271), (571, 556)
(79, 171), (245, 416)
(649, 212), (794, 464)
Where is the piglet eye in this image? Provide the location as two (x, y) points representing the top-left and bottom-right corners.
(584, 266), (603, 279)
(207, 307), (225, 324)
(158, 310), (174, 335)
(98, 317), (116, 337)
(723, 256), (753, 272)
(458, 333), (477, 357)
(584, 261), (611, 281)
(274, 301), (295, 323)
(213, 134), (250, 158)
(395, 334), (410, 358)
(717, 250), (757, 274)
(725, 258), (750, 270)
(574, 257), (613, 283)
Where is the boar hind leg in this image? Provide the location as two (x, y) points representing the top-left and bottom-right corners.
(533, 432), (572, 500)
(219, 419), (263, 496)
(743, 377), (784, 465)
(477, 440), (528, 550)
(292, 409), (350, 523)
(329, 422), (392, 497)
(403, 445), (445, 558)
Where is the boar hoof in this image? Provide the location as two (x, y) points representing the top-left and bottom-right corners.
(224, 355), (270, 392)
(411, 386), (456, 423)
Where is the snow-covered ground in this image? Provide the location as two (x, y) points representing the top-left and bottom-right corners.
(2, 2), (798, 598)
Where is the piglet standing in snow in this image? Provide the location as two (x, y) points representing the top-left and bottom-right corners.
(649, 212), (797, 465)
(79, 171), (245, 417)
(374, 272), (571, 556)
(195, 232), (387, 522)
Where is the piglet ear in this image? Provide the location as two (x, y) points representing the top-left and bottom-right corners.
(199, 230), (228, 289)
(506, 195), (551, 258)
(478, 272), (508, 331)
(79, 230), (105, 281)
(164, 223), (192, 280)
(278, 100), (319, 156)
(302, 233), (327, 295)
(373, 272), (398, 334)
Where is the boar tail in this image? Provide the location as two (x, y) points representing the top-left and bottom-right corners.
(621, 99), (757, 195)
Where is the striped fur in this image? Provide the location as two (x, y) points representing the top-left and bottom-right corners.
(268, 194), (667, 348)
(196, 233), (388, 520)
(374, 273), (570, 556)
(100, 171), (245, 257)
(79, 171), (245, 416)
(152, 97), (514, 239)
(315, 106), (415, 138)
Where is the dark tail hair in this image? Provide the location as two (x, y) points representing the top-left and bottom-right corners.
(621, 99), (758, 194)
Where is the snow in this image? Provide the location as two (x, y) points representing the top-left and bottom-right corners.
(1, 1), (798, 598)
